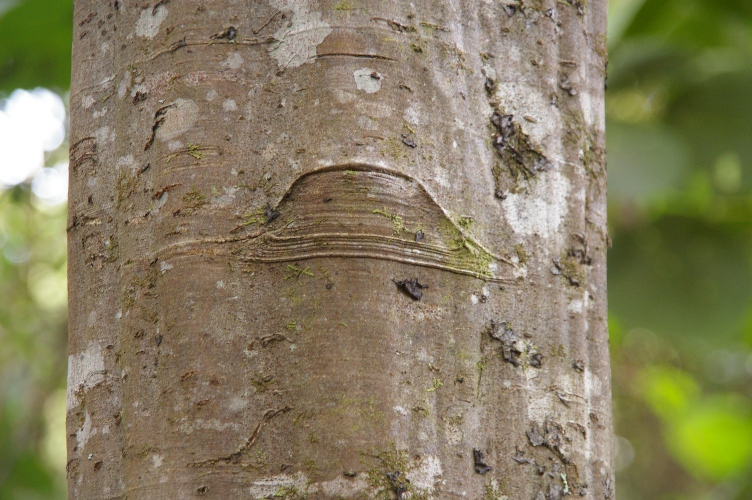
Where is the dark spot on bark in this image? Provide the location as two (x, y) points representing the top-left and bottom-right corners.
(152, 0), (170, 15)
(487, 320), (523, 366)
(221, 26), (237, 40)
(526, 420), (570, 463)
(196, 485), (209, 495)
(323, 197), (333, 203)
(169, 37), (187, 53)
(155, 334), (163, 346)
(264, 204), (280, 224)
(133, 91), (147, 103)
(401, 134), (416, 148)
(530, 352), (543, 368)
(344, 470), (357, 477)
(386, 471), (408, 499)
(415, 229), (424, 242)
(93, 460), (103, 471)
(393, 278), (428, 300)
(572, 359), (585, 372)
(485, 76), (496, 94)
(473, 448), (492, 474)
(144, 103), (175, 151)
(502, 4), (517, 16)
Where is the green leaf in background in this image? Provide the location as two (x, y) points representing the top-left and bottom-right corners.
(606, 121), (690, 204)
(0, 0), (72, 93)
(608, 215), (752, 342)
(639, 365), (700, 420)
(666, 397), (752, 481)
(669, 73), (752, 191)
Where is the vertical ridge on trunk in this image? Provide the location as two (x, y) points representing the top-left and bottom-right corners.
(68, 1), (612, 498)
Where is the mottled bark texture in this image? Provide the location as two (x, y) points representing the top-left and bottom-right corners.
(67, 1), (612, 498)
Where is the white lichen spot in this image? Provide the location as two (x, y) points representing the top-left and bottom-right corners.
(262, 143), (278, 161)
(513, 264), (528, 279)
(206, 89), (218, 101)
(406, 455), (443, 493)
(159, 261), (173, 274)
(585, 369), (603, 396)
(135, 6), (168, 39)
(404, 102), (426, 126)
(117, 72), (131, 99)
(221, 52), (244, 69)
(353, 68), (382, 93)
(82, 95), (95, 109)
(222, 99), (238, 112)
(228, 396), (249, 412)
(167, 140), (183, 152)
(95, 125), (115, 145)
(358, 115), (378, 130)
(115, 310), (122, 320)
(333, 88), (356, 104)
(212, 186), (240, 208)
(470, 294), (479, 305)
(248, 472), (309, 499)
(115, 155), (136, 171)
(503, 169), (570, 239)
(177, 418), (241, 434)
(76, 410), (94, 449)
(527, 394), (555, 424)
(86, 310), (97, 328)
(66, 341), (105, 410)
(268, 1), (332, 70)
(492, 80), (555, 149)
(151, 454), (164, 469)
(568, 299), (583, 314)
(155, 98), (199, 142)
(316, 476), (368, 497)
(355, 101), (392, 118)
(445, 420), (463, 445)
(393, 405), (409, 416)
(216, 280), (225, 289)
(482, 64), (497, 81)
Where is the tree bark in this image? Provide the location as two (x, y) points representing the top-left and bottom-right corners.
(67, 1), (612, 498)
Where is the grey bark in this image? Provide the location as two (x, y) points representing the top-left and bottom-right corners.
(67, 1), (612, 498)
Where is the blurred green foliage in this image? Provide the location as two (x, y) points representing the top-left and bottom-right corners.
(1, 0), (752, 498)
(608, 0), (752, 497)
(0, 188), (68, 500)
(0, 0), (72, 93)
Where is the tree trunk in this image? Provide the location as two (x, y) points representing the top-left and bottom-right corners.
(67, 1), (612, 498)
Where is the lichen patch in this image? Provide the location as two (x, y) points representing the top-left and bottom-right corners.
(66, 341), (105, 410)
(268, 1), (332, 70)
(503, 169), (570, 239)
(135, 6), (168, 39)
(354, 68), (382, 93)
(248, 472), (309, 499)
(155, 98), (199, 142)
(221, 52), (244, 70)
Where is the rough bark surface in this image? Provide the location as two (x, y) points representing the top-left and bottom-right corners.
(67, 1), (612, 498)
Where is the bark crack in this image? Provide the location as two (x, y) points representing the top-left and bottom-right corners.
(189, 407), (291, 467)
